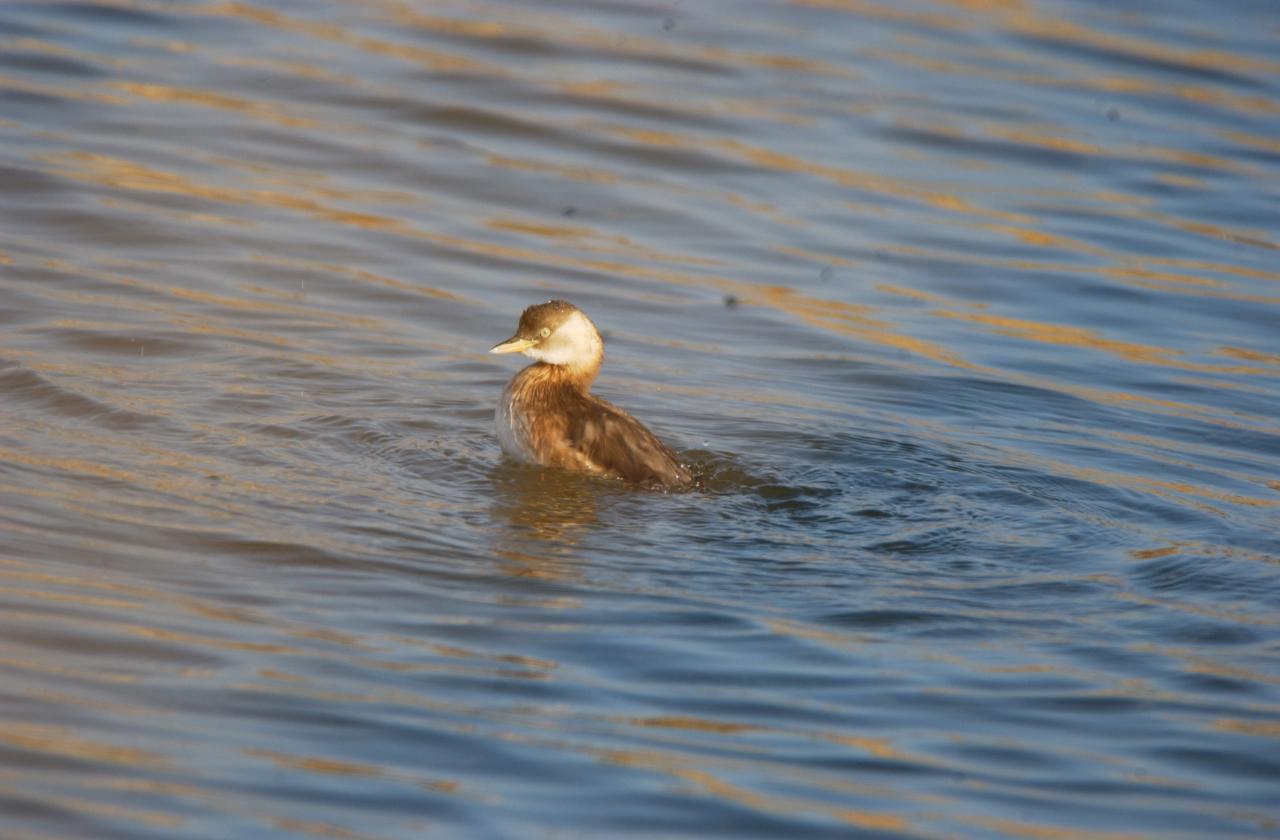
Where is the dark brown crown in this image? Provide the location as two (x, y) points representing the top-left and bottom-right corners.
(516, 299), (580, 338)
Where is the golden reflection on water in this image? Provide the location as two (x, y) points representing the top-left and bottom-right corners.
(112, 81), (321, 128)
(487, 467), (599, 580)
(0, 722), (170, 770)
(482, 151), (620, 185)
(804, 0), (1280, 94)
(372, 0), (854, 80)
(1211, 719), (1280, 739)
(618, 713), (924, 767)
(200, 0), (508, 77)
(593, 745), (909, 831)
(245, 747), (459, 796)
(0, 783), (186, 830)
(485, 217), (726, 267)
(248, 254), (472, 304)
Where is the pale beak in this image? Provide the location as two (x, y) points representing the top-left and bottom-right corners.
(490, 335), (536, 354)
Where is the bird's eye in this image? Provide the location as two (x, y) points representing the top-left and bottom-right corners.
(539, 327), (551, 338)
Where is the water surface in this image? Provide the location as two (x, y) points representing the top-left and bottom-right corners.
(2, 1), (1279, 837)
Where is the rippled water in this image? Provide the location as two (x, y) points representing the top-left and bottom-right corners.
(2, 1), (1279, 837)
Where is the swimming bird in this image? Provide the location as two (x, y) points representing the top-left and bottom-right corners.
(490, 300), (693, 490)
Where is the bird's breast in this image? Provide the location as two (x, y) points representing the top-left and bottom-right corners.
(495, 381), (536, 462)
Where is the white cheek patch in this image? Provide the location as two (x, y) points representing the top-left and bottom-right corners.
(525, 344), (576, 365)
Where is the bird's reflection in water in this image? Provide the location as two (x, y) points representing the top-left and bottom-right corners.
(488, 462), (610, 580)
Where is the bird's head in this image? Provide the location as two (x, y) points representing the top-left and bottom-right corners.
(490, 300), (604, 373)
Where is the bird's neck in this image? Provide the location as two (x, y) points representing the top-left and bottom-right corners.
(521, 359), (600, 393)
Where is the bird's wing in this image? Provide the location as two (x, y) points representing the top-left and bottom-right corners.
(564, 396), (692, 489)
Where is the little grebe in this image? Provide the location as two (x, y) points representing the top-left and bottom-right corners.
(490, 300), (693, 490)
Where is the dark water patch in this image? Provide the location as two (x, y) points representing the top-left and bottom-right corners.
(0, 359), (166, 431)
(1161, 621), (1262, 647)
(878, 124), (1099, 171)
(396, 23), (564, 63)
(411, 103), (584, 146)
(1130, 553), (1280, 603)
(179, 535), (354, 572)
(1, 620), (229, 671)
(1152, 745), (1280, 784)
(22, 1), (172, 30)
(0, 85), (69, 108)
(0, 164), (72, 195)
(1013, 32), (1271, 91)
(817, 609), (954, 630)
(1216, 140), (1280, 167)
(532, 86), (741, 132)
(0, 50), (106, 79)
(866, 527), (974, 558)
(939, 740), (1075, 774)
(1172, 672), (1263, 697)
(1010, 691), (1150, 717)
(48, 326), (209, 359)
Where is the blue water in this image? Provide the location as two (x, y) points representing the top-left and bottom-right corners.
(1, 1), (1278, 837)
